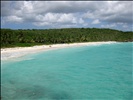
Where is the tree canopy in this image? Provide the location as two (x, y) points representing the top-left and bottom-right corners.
(1, 28), (133, 48)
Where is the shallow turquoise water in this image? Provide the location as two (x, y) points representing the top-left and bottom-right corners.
(1, 42), (132, 100)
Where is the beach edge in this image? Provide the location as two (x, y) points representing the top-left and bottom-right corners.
(1, 41), (117, 60)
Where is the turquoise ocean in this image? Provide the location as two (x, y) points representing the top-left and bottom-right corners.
(1, 42), (132, 100)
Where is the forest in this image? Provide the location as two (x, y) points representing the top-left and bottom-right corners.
(1, 28), (133, 48)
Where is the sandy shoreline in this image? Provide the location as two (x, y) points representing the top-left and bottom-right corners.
(1, 41), (116, 60)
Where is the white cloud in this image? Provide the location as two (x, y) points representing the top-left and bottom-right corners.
(4, 16), (23, 23)
(83, 1), (133, 24)
(1, 1), (133, 30)
(92, 19), (100, 24)
(57, 14), (77, 24)
(33, 22), (50, 26)
(33, 13), (85, 27)
(101, 23), (116, 28)
(122, 24), (128, 28)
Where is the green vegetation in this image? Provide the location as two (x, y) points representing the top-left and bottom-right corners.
(1, 28), (133, 48)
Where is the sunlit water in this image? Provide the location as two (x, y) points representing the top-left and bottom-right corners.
(1, 42), (132, 100)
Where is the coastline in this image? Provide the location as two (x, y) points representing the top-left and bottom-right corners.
(1, 41), (116, 60)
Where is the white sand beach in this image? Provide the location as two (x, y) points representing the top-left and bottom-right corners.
(1, 41), (116, 60)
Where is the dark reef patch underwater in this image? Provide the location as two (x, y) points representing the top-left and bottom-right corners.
(1, 42), (132, 100)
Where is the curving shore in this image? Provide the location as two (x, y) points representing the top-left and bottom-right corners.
(1, 41), (116, 60)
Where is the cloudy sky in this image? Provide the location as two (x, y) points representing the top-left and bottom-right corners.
(1, 1), (133, 31)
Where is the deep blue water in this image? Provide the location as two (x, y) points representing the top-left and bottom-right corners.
(1, 42), (132, 100)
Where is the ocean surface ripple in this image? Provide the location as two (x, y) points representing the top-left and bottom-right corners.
(1, 42), (132, 100)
